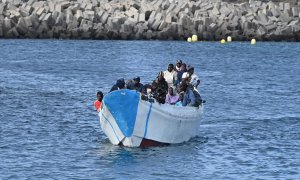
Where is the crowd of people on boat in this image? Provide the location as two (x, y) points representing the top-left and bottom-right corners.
(94, 60), (203, 112)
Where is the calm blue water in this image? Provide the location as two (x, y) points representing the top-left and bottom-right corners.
(0, 40), (299, 179)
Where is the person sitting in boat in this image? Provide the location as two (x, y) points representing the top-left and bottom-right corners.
(125, 79), (134, 89)
(175, 59), (182, 72)
(109, 78), (125, 92)
(179, 81), (197, 107)
(152, 72), (168, 104)
(94, 91), (103, 112)
(175, 92), (184, 106)
(132, 76), (145, 93)
(163, 63), (177, 88)
(165, 87), (179, 105)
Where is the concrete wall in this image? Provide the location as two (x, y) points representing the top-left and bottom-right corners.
(0, 0), (299, 41)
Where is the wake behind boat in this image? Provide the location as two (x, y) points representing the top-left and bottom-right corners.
(98, 89), (204, 147)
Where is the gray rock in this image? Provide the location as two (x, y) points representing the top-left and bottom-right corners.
(147, 11), (156, 26)
(101, 12), (109, 24)
(0, 25), (3, 37)
(208, 23), (218, 32)
(19, 7), (30, 17)
(270, 8), (281, 18)
(292, 7), (299, 17)
(284, 3), (290, 11)
(4, 17), (12, 31)
(166, 4), (176, 15)
(280, 26), (293, 35)
(43, 13), (53, 25)
(265, 23), (277, 32)
(279, 3), (284, 11)
(84, 10), (95, 21)
(158, 21), (168, 31)
(279, 12), (293, 23)
(211, 7), (220, 16)
(25, 5), (33, 14)
(55, 4), (62, 13)
(75, 10), (84, 22)
(0, 3), (5, 15)
(86, 4), (94, 11)
(38, 13), (45, 21)
(24, 16), (32, 27)
(107, 17), (120, 30)
(138, 13), (145, 23)
(16, 17), (28, 35)
(219, 6), (231, 17)
(49, 2), (55, 12)
(257, 12), (268, 25)
(67, 18), (78, 31)
(10, 27), (20, 37)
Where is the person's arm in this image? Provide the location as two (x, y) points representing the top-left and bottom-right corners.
(173, 71), (178, 81)
(196, 80), (200, 88)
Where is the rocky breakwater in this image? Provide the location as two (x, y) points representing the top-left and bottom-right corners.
(0, 0), (300, 41)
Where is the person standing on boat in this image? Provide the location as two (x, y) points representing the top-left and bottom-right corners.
(175, 60), (182, 72)
(165, 87), (179, 105)
(187, 66), (200, 89)
(94, 91), (103, 112)
(174, 63), (187, 87)
(163, 64), (177, 88)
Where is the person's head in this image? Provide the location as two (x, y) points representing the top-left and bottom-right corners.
(167, 64), (174, 72)
(176, 60), (182, 68)
(168, 87), (174, 96)
(133, 76), (140, 85)
(116, 78), (125, 89)
(188, 66), (194, 74)
(97, 91), (103, 101)
(181, 63), (187, 72)
(151, 80), (158, 90)
(157, 71), (164, 81)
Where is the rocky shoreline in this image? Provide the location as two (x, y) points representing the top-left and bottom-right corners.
(0, 0), (300, 41)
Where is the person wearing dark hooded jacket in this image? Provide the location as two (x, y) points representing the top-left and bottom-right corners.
(109, 78), (125, 92)
(152, 72), (168, 104)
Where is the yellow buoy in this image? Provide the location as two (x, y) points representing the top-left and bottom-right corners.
(251, 39), (256, 45)
(220, 39), (226, 44)
(227, 36), (232, 42)
(191, 35), (198, 42)
(187, 37), (192, 42)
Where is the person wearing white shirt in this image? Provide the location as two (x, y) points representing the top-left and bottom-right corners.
(163, 64), (177, 88)
(181, 66), (200, 88)
(188, 66), (200, 88)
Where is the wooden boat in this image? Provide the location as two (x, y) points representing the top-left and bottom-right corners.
(98, 89), (204, 147)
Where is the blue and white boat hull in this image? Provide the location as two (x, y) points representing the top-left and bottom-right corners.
(99, 89), (203, 147)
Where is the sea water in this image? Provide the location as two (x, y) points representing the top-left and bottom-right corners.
(0, 40), (299, 179)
